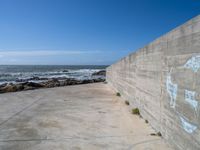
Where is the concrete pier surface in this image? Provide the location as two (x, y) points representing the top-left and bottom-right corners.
(0, 83), (172, 150)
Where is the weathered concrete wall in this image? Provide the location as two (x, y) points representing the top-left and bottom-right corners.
(106, 15), (200, 150)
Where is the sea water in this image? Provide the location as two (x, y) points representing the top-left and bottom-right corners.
(0, 65), (107, 85)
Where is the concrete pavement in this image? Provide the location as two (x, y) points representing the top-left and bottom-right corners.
(0, 83), (172, 150)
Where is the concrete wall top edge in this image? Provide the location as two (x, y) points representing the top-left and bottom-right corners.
(106, 14), (200, 70)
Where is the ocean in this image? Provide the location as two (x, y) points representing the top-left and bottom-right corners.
(0, 65), (107, 85)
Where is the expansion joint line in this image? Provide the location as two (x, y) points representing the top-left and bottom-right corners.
(0, 97), (43, 128)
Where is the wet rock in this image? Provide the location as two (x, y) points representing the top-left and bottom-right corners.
(0, 77), (105, 94)
(16, 77), (48, 82)
(55, 77), (68, 80)
(31, 77), (40, 80)
(15, 83), (25, 91)
(39, 77), (49, 80)
(62, 70), (69, 73)
(42, 78), (60, 88)
(23, 82), (44, 88)
(67, 78), (81, 85)
(93, 78), (105, 82)
(92, 70), (106, 76)
(0, 83), (7, 88)
(81, 79), (94, 84)
(16, 78), (29, 82)
(0, 83), (18, 93)
(59, 80), (66, 86)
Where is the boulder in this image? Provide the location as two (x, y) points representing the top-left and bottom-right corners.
(0, 83), (7, 88)
(62, 70), (69, 73)
(0, 77), (106, 94)
(42, 78), (60, 88)
(16, 77), (48, 82)
(23, 82), (44, 88)
(93, 78), (105, 82)
(0, 83), (18, 93)
(64, 78), (80, 85)
(92, 70), (106, 76)
(22, 82), (44, 91)
(15, 83), (25, 91)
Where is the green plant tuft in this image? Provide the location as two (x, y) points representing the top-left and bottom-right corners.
(116, 92), (121, 96)
(125, 100), (130, 105)
(132, 108), (140, 115)
(157, 132), (162, 137)
(150, 132), (162, 137)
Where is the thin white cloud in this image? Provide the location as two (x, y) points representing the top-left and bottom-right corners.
(0, 50), (101, 57)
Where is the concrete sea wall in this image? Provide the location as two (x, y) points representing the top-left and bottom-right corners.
(106, 15), (200, 150)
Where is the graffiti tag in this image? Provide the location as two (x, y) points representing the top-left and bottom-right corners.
(185, 90), (198, 112)
(184, 55), (200, 72)
(180, 116), (197, 133)
(166, 75), (178, 108)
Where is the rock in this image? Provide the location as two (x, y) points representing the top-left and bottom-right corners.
(64, 78), (80, 85)
(16, 78), (29, 82)
(31, 77), (41, 80)
(16, 77), (48, 82)
(39, 77), (49, 80)
(0, 83), (7, 88)
(0, 83), (18, 93)
(81, 79), (93, 84)
(93, 78), (105, 82)
(42, 78), (60, 88)
(19, 82), (44, 91)
(0, 77), (105, 94)
(59, 80), (66, 86)
(15, 84), (25, 91)
(23, 82), (44, 88)
(55, 77), (68, 80)
(23, 86), (35, 91)
(92, 70), (106, 76)
(62, 70), (69, 73)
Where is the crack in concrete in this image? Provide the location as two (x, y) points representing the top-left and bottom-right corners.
(126, 139), (162, 150)
(0, 134), (154, 143)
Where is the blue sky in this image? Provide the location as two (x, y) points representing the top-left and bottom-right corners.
(0, 0), (199, 65)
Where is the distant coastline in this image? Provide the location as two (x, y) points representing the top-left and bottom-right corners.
(0, 65), (107, 93)
(0, 65), (107, 84)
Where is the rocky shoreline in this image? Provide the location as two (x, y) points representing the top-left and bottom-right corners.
(0, 77), (105, 94)
(0, 70), (106, 94)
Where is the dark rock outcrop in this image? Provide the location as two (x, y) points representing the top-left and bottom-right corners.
(0, 83), (18, 93)
(62, 70), (69, 73)
(42, 78), (60, 88)
(16, 77), (49, 82)
(0, 78), (105, 94)
(92, 70), (106, 76)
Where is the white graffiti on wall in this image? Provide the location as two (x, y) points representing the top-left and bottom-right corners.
(166, 74), (178, 109)
(180, 116), (197, 134)
(185, 90), (198, 112)
(184, 55), (200, 72)
(166, 56), (200, 134)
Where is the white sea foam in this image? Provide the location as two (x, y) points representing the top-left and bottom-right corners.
(0, 66), (106, 84)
